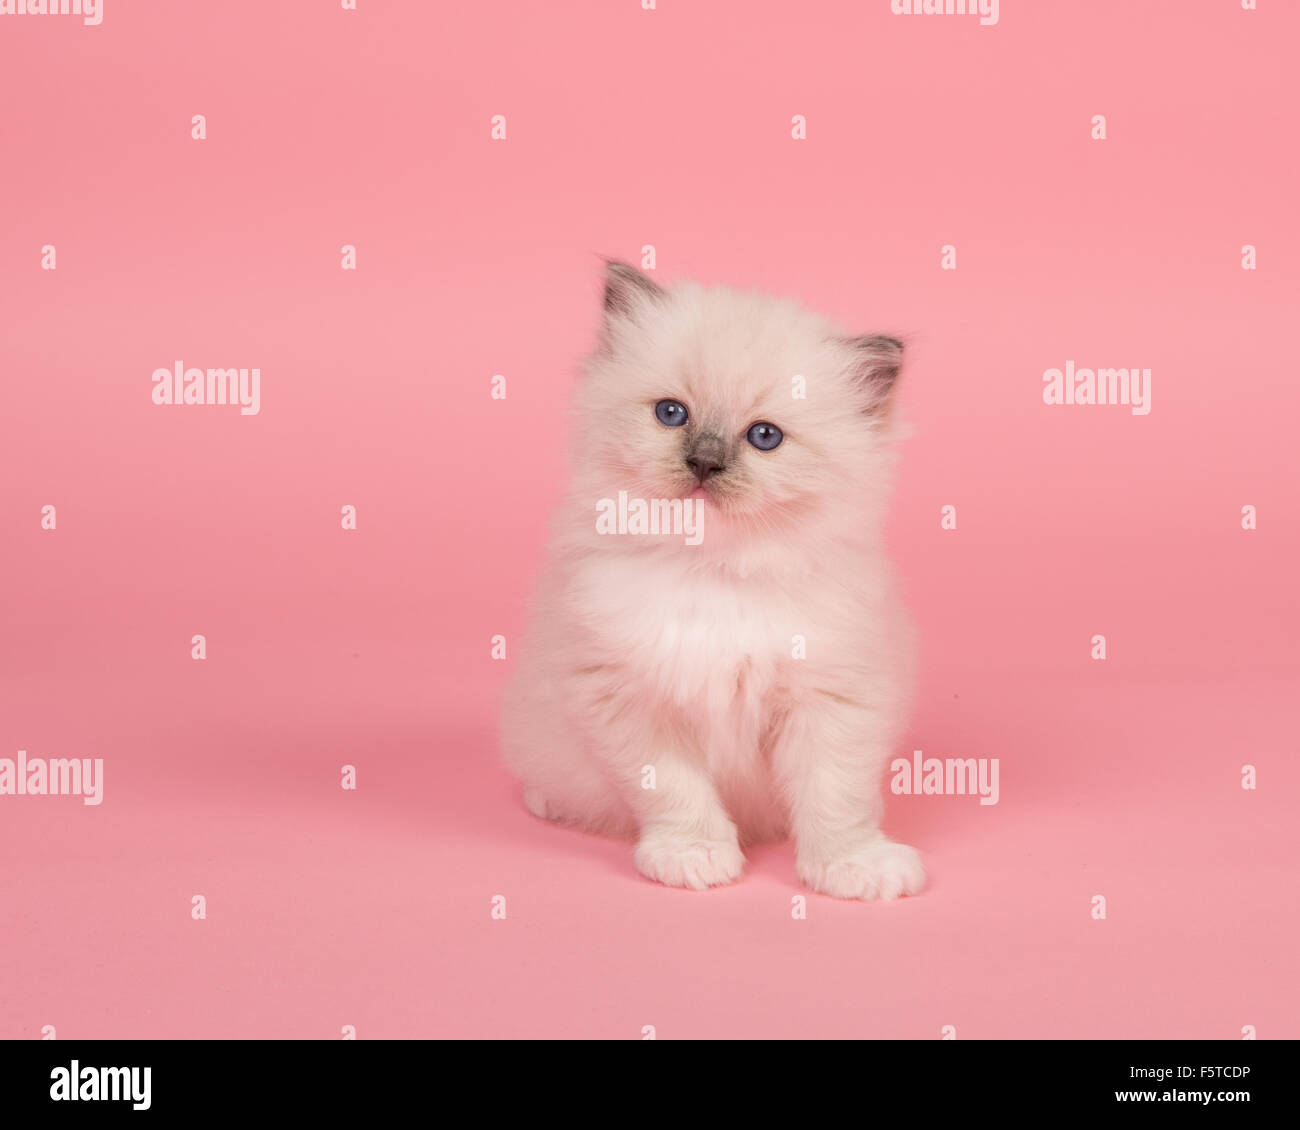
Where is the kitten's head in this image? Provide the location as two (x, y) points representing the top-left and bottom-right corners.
(570, 261), (906, 557)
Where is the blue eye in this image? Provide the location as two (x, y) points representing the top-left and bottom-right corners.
(746, 422), (783, 451)
(655, 399), (689, 427)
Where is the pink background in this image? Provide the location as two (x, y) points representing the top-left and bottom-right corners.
(2, 1), (1297, 1039)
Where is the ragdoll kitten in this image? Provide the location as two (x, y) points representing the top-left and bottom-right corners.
(501, 261), (923, 901)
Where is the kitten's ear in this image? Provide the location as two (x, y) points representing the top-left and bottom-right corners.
(601, 260), (667, 323)
(842, 334), (904, 414)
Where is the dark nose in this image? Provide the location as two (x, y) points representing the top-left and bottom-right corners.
(686, 453), (725, 481)
(685, 434), (727, 482)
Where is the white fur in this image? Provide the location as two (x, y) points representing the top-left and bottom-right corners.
(501, 266), (923, 900)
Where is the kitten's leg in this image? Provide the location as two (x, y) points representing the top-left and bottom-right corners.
(503, 655), (637, 837)
(522, 787), (555, 820)
(620, 743), (745, 890)
(774, 696), (924, 901)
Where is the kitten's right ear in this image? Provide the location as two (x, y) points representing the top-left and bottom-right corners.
(601, 260), (667, 325)
(842, 333), (905, 415)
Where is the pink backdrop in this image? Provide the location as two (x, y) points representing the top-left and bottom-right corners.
(2, 0), (1297, 1039)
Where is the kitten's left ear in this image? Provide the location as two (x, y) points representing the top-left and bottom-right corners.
(597, 260), (668, 353)
(602, 260), (667, 319)
(842, 334), (904, 414)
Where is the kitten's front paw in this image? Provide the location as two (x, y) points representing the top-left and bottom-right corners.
(634, 835), (745, 890)
(799, 839), (925, 901)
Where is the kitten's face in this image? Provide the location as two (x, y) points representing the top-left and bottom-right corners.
(573, 263), (903, 540)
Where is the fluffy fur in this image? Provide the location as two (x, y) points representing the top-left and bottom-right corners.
(500, 262), (924, 900)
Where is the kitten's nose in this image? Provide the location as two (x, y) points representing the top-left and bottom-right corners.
(686, 453), (725, 482)
(685, 433), (727, 483)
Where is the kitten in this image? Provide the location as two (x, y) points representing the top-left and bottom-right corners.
(501, 261), (924, 900)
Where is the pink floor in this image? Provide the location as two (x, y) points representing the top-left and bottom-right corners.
(2, 1), (1298, 1039)
(3, 631), (1295, 1039)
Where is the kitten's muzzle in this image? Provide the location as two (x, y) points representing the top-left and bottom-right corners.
(684, 433), (727, 483)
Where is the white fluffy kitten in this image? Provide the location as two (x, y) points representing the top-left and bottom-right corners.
(501, 262), (924, 900)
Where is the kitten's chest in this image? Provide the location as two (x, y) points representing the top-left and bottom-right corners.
(577, 560), (802, 708)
